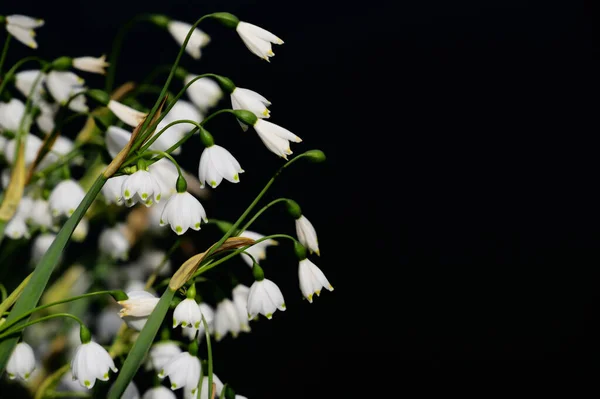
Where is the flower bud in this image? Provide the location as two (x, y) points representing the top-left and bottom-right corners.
(294, 241), (307, 261)
(252, 262), (265, 281)
(186, 283), (197, 299)
(233, 109), (258, 126)
(79, 324), (92, 344)
(51, 56), (72, 71)
(286, 199), (302, 219)
(176, 174), (188, 193)
(199, 126), (214, 147)
(188, 338), (199, 356)
(303, 149), (326, 163)
(148, 14), (170, 28)
(86, 89), (111, 106)
(211, 12), (240, 29)
(212, 75), (236, 94)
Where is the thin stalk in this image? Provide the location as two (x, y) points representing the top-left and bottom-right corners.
(238, 198), (290, 233)
(0, 56), (45, 96)
(202, 314), (214, 399)
(0, 35), (11, 76)
(0, 313), (84, 340)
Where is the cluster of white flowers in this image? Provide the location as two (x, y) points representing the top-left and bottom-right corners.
(0, 9), (331, 399)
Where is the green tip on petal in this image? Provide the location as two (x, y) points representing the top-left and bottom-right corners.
(124, 189), (130, 197)
(172, 383), (177, 389)
(194, 222), (200, 229)
(194, 322), (200, 328)
(85, 380), (91, 387)
(141, 193), (148, 199)
(266, 313), (273, 319)
(103, 372), (109, 379)
(233, 174), (239, 181)
(281, 303), (286, 309)
(24, 373), (30, 379)
(181, 321), (187, 327)
(175, 226), (182, 234)
(156, 194), (161, 201)
(210, 180), (217, 187)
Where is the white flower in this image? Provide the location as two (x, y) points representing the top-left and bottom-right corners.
(0, 136), (6, 152)
(71, 340), (118, 389)
(101, 175), (127, 205)
(3, 134), (43, 166)
(14, 71), (46, 103)
(28, 199), (56, 231)
(167, 21), (210, 59)
(137, 248), (171, 276)
(15, 195), (35, 218)
(214, 299), (242, 341)
(185, 75), (223, 112)
(158, 351), (201, 394)
(154, 100), (202, 155)
(122, 381), (140, 399)
(38, 135), (75, 170)
(239, 230), (278, 267)
(193, 375), (225, 399)
(57, 371), (88, 393)
(122, 169), (162, 207)
(298, 259), (333, 303)
(105, 125), (132, 158)
(96, 308), (124, 343)
(118, 290), (160, 331)
(147, 342), (182, 372)
(231, 87), (271, 130)
(6, 342), (36, 381)
(45, 71), (88, 112)
(0, 98), (26, 132)
(31, 233), (58, 265)
(252, 119), (302, 160)
(173, 298), (202, 329)
(48, 179), (85, 218)
(98, 224), (130, 261)
(143, 386), (177, 399)
(247, 278), (286, 319)
(5, 215), (29, 239)
(232, 284), (252, 331)
(198, 145), (244, 189)
(4, 15), (44, 49)
(148, 200), (169, 235)
(148, 159), (179, 198)
(236, 21), (283, 61)
(72, 218), (89, 242)
(35, 100), (58, 134)
(124, 280), (149, 294)
(72, 55), (109, 75)
(295, 215), (320, 255)
(108, 100), (146, 128)
(160, 192), (207, 235)
(182, 302), (214, 341)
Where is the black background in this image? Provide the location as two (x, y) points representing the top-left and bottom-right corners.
(1, 0), (596, 397)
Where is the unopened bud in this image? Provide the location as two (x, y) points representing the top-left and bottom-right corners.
(86, 89), (111, 106)
(210, 12), (240, 29)
(233, 109), (258, 126)
(303, 149), (326, 163)
(286, 199), (302, 219)
(51, 56), (72, 71)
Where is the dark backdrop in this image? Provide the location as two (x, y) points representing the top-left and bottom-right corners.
(1, 0), (595, 396)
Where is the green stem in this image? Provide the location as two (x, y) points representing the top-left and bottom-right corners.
(30, 143), (85, 184)
(138, 119), (204, 155)
(145, 150), (182, 176)
(238, 198), (290, 233)
(0, 35), (11, 76)
(46, 392), (91, 398)
(0, 56), (45, 97)
(0, 284), (6, 302)
(0, 313), (84, 340)
(202, 314), (213, 399)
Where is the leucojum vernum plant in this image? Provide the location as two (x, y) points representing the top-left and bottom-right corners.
(0, 10), (332, 399)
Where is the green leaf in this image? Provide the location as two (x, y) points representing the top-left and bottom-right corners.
(0, 174), (107, 372)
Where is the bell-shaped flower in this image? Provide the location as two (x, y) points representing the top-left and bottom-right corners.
(101, 175), (127, 205)
(118, 290), (160, 331)
(158, 351), (201, 394)
(153, 100), (202, 155)
(148, 200), (168, 235)
(167, 20), (210, 59)
(160, 191), (207, 235)
(5, 216), (29, 239)
(3, 134), (43, 166)
(252, 119), (302, 160)
(72, 55), (109, 75)
(98, 224), (130, 261)
(185, 75), (222, 112)
(198, 144), (244, 188)
(6, 342), (36, 381)
(122, 169), (162, 207)
(38, 135), (75, 170)
(247, 278), (286, 320)
(295, 215), (320, 255)
(231, 87), (271, 131)
(4, 15), (44, 49)
(31, 233), (58, 265)
(0, 98), (26, 132)
(71, 340), (117, 389)
(232, 284), (252, 331)
(35, 100), (58, 134)
(182, 302), (214, 341)
(72, 218), (89, 242)
(108, 100), (146, 128)
(48, 179), (85, 218)
(193, 375), (225, 399)
(148, 159), (179, 198)
(214, 299), (242, 341)
(96, 308), (124, 343)
(298, 259), (333, 303)
(105, 125), (131, 158)
(45, 71), (88, 112)
(147, 342), (182, 372)
(236, 21), (283, 61)
(173, 298), (203, 329)
(142, 386), (177, 399)
(137, 248), (171, 276)
(29, 198), (56, 231)
(121, 382), (140, 399)
(239, 230), (278, 267)
(14, 70), (46, 103)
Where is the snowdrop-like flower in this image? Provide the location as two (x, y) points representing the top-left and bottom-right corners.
(6, 342), (36, 381)
(122, 381), (140, 399)
(0, 136), (6, 152)
(38, 135), (76, 170)
(31, 233), (58, 265)
(173, 298), (202, 329)
(96, 308), (124, 343)
(158, 351), (201, 394)
(147, 342), (182, 372)
(182, 302), (214, 341)
(154, 100), (202, 155)
(14, 70), (45, 103)
(5, 216), (29, 239)
(48, 179), (85, 218)
(160, 191), (207, 235)
(298, 259), (333, 303)
(193, 375), (225, 399)
(45, 71), (88, 112)
(3, 134), (43, 166)
(295, 215), (320, 255)
(232, 284), (252, 331)
(71, 340), (118, 389)
(167, 20), (210, 59)
(252, 119), (302, 160)
(72, 55), (109, 75)
(0, 98), (25, 132)
(236, 21), (283, 61)
(35, 100), (58, 134)
(214, 299), (242, 341)
(105, 125), (131, 158)
(239, 230), (278, 267)
(72, 218), (89, 242)
(3, 15), (44, 49)
(231, 87), (271, 127)
(148, 200), (168, 234)
(198, 144), (244, 188)
(185, 75), (223, 112)
(102, 175), (127, 205)
(137, 248), (171, 276)
(122, 169), (162, 207)
(143, 386), (177, 399)
(148, 158), (179, 197)
(108, 100), (146, 128)
(28, 199), (55, 230)
(118, 290), (160, 331)
(98, 224), (130, 261)
(247, 275), (286, 320)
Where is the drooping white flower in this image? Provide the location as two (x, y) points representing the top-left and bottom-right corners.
(148, 200), (169, 235)
(28, 198), (56, 230)
(101, 175), (127, 205)
(45, 71), (88, 112)
(142, 386), (177, 399)
(72, 218), (89, 242)
(121, 169), (162, 207)
(48, 179), (85, 218)
(71, 340), (118, 389)
(167, 21), (210, 59)
(214, 299), (242, 341)
(148, 158), (179, 198)
(239, 230), (278, 267)
(5, 215), (29, 239)
(108, 100), (146, 128)
(198, 144), (244, 189)
(57, 371), (88, 393)
(118, 290), (160, 331)
(232, 284), (252, 331)
(236, 21), (283, 61)
(122, 381), (140, 399)
(247, 278), (286, 320)
(193, 374), (225, 399)
(158, 351), (201, 394)
(4, 15), (44, 49)
(298, 259), (333, 303)
(72, 55), (109, 75)
(154, 100), (202, 155)
(35, 100), (58, 134)
(38, 135), (76, 170)
(14, 70), (45, 103)
(231, 87), (271, 129)
(182, 302), (214, 341)
(147, 342), (182, 372)
(124, 280), (149, 294)
(173, 298), (202, 329)
(6, 342), (36, 381)
(0, 136), (6, 152)
(252, 119), (302, 160)
(185, 75), (223, 112)
(137, 248), (171, 276)
(3, 134), (43, 166)
(0, 98), (26, 132)
(98, 224), (130, 261)
(160, 191), (207, 235)
(14, 195), (34, 218)
(96, 308), (124, 343)
(295, 215), (320, 255)
(31, 233), (58, 265)
(105, 125), (131, 158)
